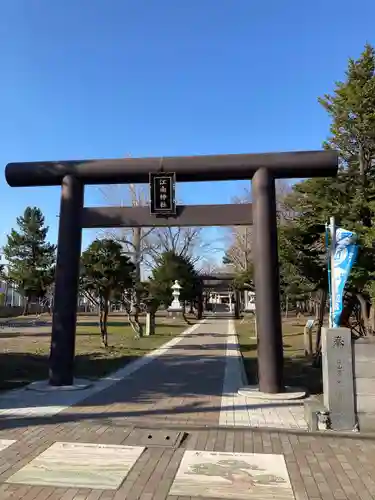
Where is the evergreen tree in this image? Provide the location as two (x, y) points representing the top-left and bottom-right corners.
(3, 207), (56, 314)
(281, 44), (375, 333)
(149, 251), (201, 308)
(80, 238), (135, 345)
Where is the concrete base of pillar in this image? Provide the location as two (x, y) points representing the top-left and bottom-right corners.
(237, 385), (306, 400)
(26, 379), (92, 392)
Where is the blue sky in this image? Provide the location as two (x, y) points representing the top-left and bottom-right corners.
(1, 0), (374, 260)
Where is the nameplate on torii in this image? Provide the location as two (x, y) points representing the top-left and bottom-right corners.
(149, 172), (176, 215)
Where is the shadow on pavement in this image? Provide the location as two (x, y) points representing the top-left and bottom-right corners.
(0, 317), (322, 431)
(0, 399), (305, 431)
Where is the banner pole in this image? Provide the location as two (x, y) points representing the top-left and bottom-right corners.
(329, 216), (336, 328)
(326, 223), (332, 328)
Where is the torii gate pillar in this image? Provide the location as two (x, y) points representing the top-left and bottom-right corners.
(252, 168), (284, 392)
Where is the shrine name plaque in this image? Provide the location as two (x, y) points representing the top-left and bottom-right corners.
(149, 172), (176, 215)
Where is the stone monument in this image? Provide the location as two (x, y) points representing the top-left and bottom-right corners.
(321, 327), (356, 431)
(304, 318), (314, 356)
(143, 296), (159, 336)
(145, 312), (155, 336)
(168, 280), (183, 316)
(244, 291), (256, 312)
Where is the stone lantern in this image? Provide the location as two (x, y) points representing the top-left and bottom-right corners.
(168, 280), (183, 314)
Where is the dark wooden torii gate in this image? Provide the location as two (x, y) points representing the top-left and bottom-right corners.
(5, 151), (338, 393)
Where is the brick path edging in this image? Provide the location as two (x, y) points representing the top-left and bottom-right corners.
(231, 318), (250, 387)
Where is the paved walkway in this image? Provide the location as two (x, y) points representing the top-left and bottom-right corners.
(0, 321), (206, 420)
(61, 318), (228, 426)
(220, 320), (307, 429)
(0, 317), (307, 429)
(0, 318), (374, 498)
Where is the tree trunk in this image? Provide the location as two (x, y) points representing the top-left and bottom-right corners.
(99, 298), (109, 347)
(314, 288), (327, 353)
(98, 307), (103, 333)
(132, 288), (143, 337)
(369, 304), (375, 335)
(134, 302), (142, 334)
(204, 293), (208, 311)
(121, 291), (143, 338)
(285, 294), (288, 318)
(357, 293), (370, 335)
(182, 303), (191, 324)
(339, 292), (356, 328)
(23, 296), (31, 315)
(102, 301), (109, 346)
(133, 227), (142, 334)
(234, 290), (240, 319)
(99, 308), (104, 343)
(197, 293), (203, 320)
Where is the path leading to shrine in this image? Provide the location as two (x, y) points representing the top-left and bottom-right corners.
(0, 317), (306, 428)
(61, 318), (228, 426)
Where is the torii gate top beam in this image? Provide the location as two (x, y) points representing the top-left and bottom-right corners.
(5, 150), (338, 187)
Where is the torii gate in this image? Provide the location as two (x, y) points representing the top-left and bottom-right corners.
(5, 150), (338, 393)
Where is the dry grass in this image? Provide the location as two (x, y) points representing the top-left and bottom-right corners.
(235, 315), (323, 395)
(0, 314), (194, 391)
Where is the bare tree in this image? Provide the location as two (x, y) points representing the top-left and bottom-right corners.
(198, 260), (220, 275)
(275, 179), (294, 223)
(223, 180), (292, 273)
(97, 183), (153, 275)
(224, 228), (252, 272)
(144, 226), (214, 267)
(96, 183), (154, 329)
(96, 149), (229, 286)
(97, 184), (212, 267)
(223, 186), (252, 272)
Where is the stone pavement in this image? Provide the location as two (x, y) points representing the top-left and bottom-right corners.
(0, 316), (307, 429)
(59, 318), (227, 427)
(220, 320), (307, 429)
(0, 318), (374, 498)
(0, 321), (205, 419)
(0, 422), (375, 499)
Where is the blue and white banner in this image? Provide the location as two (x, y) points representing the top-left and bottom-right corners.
(331, 227), (358, 328)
